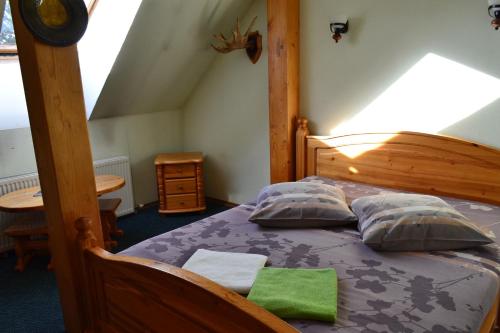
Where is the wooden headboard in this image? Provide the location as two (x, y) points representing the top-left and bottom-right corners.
(296, 118), (500, 205)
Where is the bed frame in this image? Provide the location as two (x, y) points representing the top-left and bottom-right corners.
(75, 216), (297, 332)
(296, 118), (500, 205)
(295, 117), (500, 333)
(70, 117), (500, 332)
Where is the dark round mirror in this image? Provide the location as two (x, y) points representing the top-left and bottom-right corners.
(19, 0), (88, 46)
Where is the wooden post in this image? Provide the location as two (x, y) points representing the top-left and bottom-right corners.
(296, 117), (310, 180)
(267, 0), (300, 183)
(10, 1), (104, 332)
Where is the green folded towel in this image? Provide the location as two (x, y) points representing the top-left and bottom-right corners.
(247, 267), (337, 322)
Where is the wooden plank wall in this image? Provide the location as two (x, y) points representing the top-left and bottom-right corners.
(267, 0), (300, 183)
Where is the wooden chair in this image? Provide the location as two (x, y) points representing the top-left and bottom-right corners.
(98, 198), (123, 249)
(4, 198), (123, 271)
(4, 220), (49, 272)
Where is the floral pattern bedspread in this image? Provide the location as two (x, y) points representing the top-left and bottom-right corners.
(121, 178), (499, 333)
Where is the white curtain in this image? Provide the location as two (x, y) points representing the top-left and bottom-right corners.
(0, 0), (5, 33)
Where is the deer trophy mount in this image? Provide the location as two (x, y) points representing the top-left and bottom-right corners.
(211, 16), (262, 64)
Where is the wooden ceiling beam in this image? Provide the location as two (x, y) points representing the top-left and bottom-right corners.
(267, 0), (300, 183)
(10, 1), (103, 332)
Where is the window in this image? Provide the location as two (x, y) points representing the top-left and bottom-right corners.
(0, 0), (98, 55)
(0, 1), (16, 54)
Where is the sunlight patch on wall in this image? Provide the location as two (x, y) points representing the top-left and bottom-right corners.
(329, 53), (500, 158)
(79, 0), (143, 118)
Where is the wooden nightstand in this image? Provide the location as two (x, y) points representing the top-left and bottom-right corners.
(155, 152), (206, 214)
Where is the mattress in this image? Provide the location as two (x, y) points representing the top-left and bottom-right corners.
(120, 180), (500, 333)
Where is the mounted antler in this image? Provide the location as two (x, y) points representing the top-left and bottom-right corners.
(211, 16), (262, 64)
(212, 16), (257, 53)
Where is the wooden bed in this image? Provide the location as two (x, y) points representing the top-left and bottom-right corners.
(66, 117), (499, 333)
(8, 0), (498, 331)
(295, 118), (500, 205)
(295, 117), (500, 333)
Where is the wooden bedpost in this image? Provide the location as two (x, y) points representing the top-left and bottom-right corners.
(10, 1), (104, 332)
(267, 0), (300, 184)
(296, 117), (309, 180)
(75, 217), (98, 331)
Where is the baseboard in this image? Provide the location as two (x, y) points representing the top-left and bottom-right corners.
(134, 198), (238, 213)
(117, 207), (135, 217)
(205, 197), (238, 208)
(135, 201), (159, 211)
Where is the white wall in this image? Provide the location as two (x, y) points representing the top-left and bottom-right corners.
(301, 0), (500, 148)
(183, 0), (269, 204)
(0, 110), (183, 205)
(89, 110), (183, 205)
(0, 58), (27, 129)
(182, 0), (500, 204)
(0, 126), (36, 177)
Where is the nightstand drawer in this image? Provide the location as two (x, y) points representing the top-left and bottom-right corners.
(166, 194), (197, 210)
(156, 152), (205, 213)
(165, 179), (196, 194)
(164, 164), (195, 179)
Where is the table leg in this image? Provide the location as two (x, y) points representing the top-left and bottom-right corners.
(46, 253), (54, 271)
(109, 211), (124, 237)
(14, 237), (31, 272)
(100, 212), (117, 250)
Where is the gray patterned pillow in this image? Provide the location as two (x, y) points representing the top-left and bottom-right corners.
(249, 182), (357, 228)
(352, 193), (494, 251)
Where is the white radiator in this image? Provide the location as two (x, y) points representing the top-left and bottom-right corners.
(93, 156), (135, 217)
(0, 156), (135, 253)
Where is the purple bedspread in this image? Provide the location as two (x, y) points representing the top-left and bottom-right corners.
(121, 179), (499, 333)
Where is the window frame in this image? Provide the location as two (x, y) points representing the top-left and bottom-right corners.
(0, 0), (99, 55)
(0, 0), (5, 30)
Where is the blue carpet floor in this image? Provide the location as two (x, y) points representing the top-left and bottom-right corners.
(0, 203), (228, 333)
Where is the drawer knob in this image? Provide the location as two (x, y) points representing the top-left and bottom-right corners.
(180, 201), (185, 205)
(177, 168), (182, 173)
(177, 185), (184, 190)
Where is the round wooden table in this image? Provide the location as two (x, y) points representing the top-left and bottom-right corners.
(0, 174), (125, 271)
(0, 174), (125, 212)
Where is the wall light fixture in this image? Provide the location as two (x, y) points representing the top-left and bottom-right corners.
(330, 16), (349, 43)
(489, 0), (500, 30)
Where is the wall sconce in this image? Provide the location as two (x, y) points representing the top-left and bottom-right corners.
(330, 17), (349, 43)
(489, 0), (500, 30)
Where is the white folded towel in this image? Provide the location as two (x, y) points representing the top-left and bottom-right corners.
(182, 249), (268, 294)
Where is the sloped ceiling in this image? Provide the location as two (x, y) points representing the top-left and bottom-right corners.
(91, 0), (255, 119)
